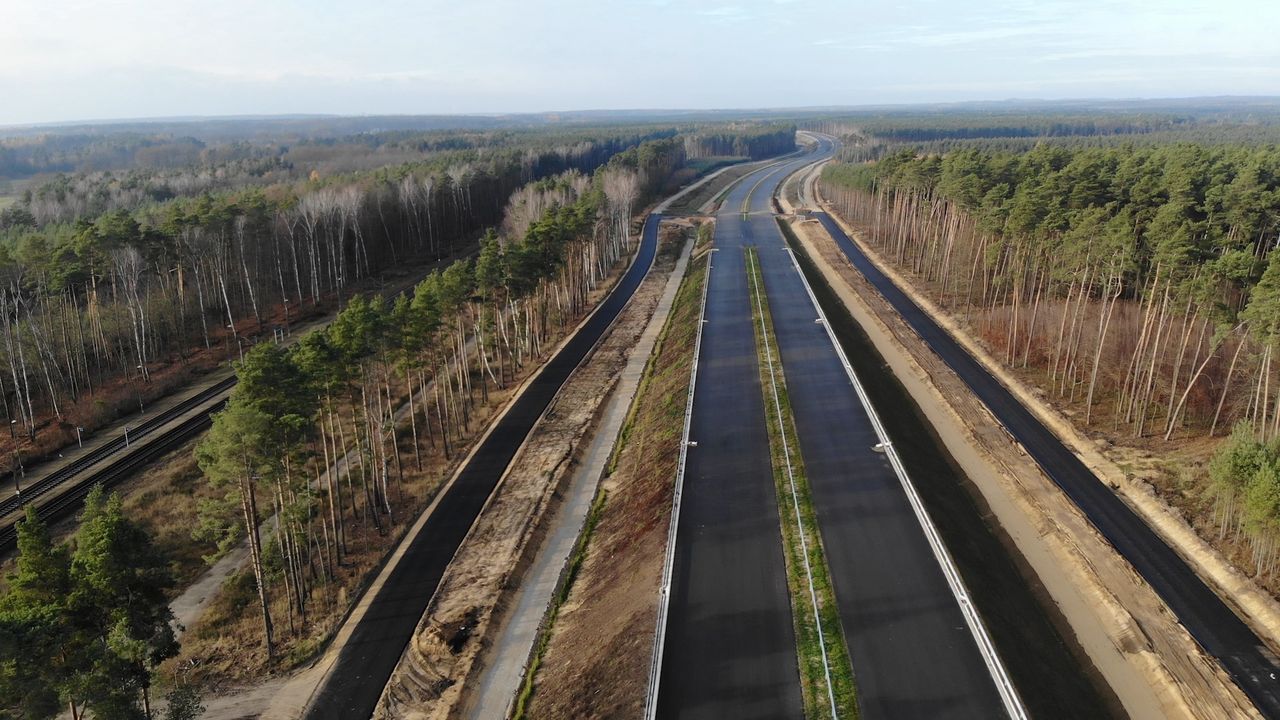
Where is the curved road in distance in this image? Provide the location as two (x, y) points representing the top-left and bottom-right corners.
(304, 214), (659, 720)
(813, 194), (1280, 716)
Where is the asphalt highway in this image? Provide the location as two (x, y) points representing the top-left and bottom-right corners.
(815, 209), (1280, 717)
(303, 215), (659, 720)
(658, 139), (1015, 719)
(656, 160), (805, 719)
(756, 148), (1011, 717)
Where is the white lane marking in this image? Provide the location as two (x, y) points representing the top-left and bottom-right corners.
(782, 243), (1030, 720)
(748, 248), (841, 719)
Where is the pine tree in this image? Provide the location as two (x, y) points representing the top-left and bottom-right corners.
(71, 486), (178, 718)
(0, 508), (73, 719)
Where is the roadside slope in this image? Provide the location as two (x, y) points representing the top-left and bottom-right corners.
(799, 200), (1268, 716)
(372, 223), (690, 719)
(524, 239), (709, 718)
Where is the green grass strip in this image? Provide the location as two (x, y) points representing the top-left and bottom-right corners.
(745, 246), (860, 720)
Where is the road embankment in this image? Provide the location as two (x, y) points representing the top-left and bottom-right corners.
(785, 213), (1257, 719)
(519, 235), (710, 718)
(370, 223), (694, 719)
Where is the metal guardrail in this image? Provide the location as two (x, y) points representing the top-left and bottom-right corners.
(642, 244), (716, 720)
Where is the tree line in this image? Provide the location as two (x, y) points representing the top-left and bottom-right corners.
(681, 124), (796, 161)
(0, 121), (682, 187)
(0, 130), (684, 458)
(0, 490), (196, 719)
(193, 141), (681, 660)
(821, 143), (1280, 442)
(804, 110), (1280, 165)
(822, 141), (1280, 581)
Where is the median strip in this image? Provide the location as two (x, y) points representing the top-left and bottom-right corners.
(745, 246), (859, 720)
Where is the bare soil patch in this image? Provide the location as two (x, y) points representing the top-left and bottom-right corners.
(521, 243), (707, 719)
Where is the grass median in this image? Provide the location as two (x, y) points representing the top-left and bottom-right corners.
(745, 246), (859, 720)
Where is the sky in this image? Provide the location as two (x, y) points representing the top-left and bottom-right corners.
(1, 0), (1278, 126)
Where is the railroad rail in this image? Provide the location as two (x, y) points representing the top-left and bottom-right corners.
(0, 375), (234, 549)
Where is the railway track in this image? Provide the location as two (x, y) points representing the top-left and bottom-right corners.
(0, 375), (234, 550)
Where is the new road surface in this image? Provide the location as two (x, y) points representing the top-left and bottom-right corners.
(302, 215), (660, 720)
(656, 139), (1018, 719)
(815, 206), (1280, 718)
(655, 160), (805, 719)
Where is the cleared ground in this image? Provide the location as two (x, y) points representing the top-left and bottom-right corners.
(523, 242), (709, 718)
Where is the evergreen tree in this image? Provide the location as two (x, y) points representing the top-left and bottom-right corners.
(71, 486), (178, 718)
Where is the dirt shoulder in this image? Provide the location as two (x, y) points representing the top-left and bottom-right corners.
(522, 240), (708, 718)
(788, 214), (1258, 719)
(370, 226), (690, 719)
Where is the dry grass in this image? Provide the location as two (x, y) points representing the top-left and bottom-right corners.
(119, 440), (225, 593)
(523, 248), (707, 718)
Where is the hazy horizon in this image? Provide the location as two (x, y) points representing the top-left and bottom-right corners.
(6, 94), (1280, 132)
(4, 0), (1277, 126)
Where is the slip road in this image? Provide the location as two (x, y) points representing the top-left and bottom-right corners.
(303, 214), (660, 720)
(815, 207), (1280, 717)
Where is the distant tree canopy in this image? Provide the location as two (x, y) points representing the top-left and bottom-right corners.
(8, 126), (680, 227)
(682, 124), (796, 160)
(800, 105), (1280, 162)
(822, 140), (1280, 442)
(826, 143), (1280, 291)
